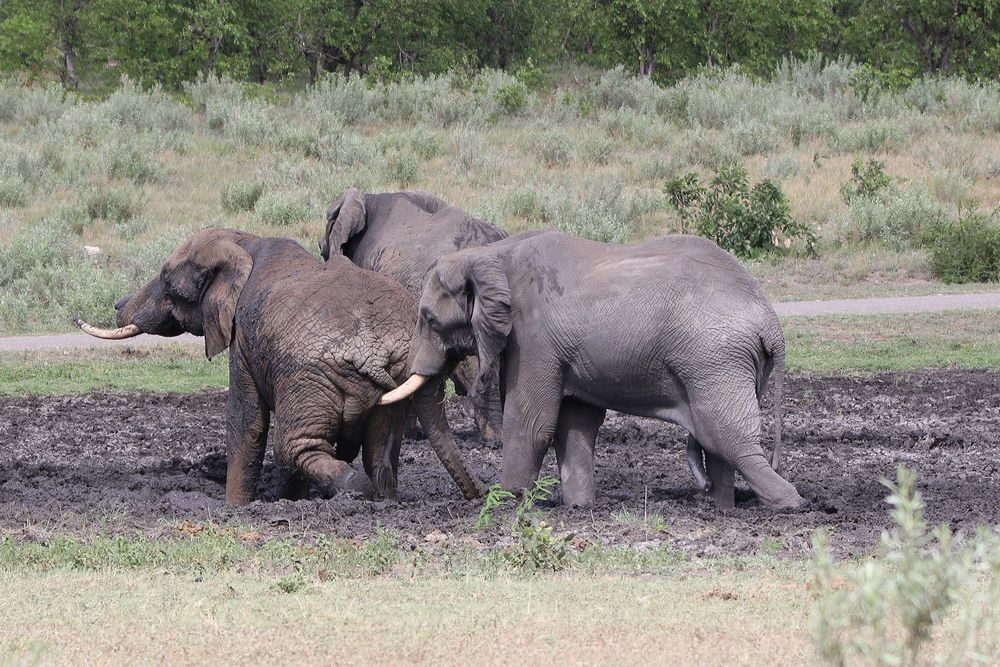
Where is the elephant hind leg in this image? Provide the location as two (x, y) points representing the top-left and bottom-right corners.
(553, 398), (606, 507)
(689, 390), (802, 510)
(362, 405), (405, 500)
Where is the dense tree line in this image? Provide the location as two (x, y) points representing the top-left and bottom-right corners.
(1, 1), (998, 89)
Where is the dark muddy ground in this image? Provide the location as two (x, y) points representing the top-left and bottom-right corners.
(2, 369), (999, 558)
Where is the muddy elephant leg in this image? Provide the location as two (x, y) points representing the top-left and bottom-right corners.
(499, 387), (561, 495)
(553, 398), (606, 507)
(224, 366), (271, 506)
(686, 434), (712, 493)
(361, 405), (405, 500)
(452, 356), (502, 442)
(690, 386), (802, 510)
(704, 450), (735, 509)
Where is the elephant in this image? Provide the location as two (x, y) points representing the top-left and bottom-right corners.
(75, 228), (484, 505)
(319, 188), (507, 438)
(380, 230), (803, 510)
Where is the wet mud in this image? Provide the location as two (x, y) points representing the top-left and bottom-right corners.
(2, 369), (998, 557)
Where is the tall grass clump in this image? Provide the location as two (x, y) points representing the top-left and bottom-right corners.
(220, 182), (264, 213)
(303, 73), (378, 127)
(812, 466), (1000, 666)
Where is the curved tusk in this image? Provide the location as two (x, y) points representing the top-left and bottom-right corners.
(74, 316), (142, 340)
(378, 374), (429, 405)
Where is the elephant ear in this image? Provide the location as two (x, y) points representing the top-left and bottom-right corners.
(465, 254), (511, 386)
(191, 239), (253, 359)
(320, 187), (367, 260)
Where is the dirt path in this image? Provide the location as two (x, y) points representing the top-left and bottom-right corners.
(3, 292), (999, 352)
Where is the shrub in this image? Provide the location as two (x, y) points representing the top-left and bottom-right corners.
(921, 212), (1000, 283)
(837, 185), (946, 250)
(840, 158), (892, 204)
(0, 171), (28, 208)
(501, 477), (572, 572)
(83, 187), (140, 223)
(103, 143), (159, 184)
(254, 192), (311, 226)
(304, 73), (378, 126)
(812, 466), (1000, 666)
(535, 127), (573, 168)
(384, 148), (419, 187)
(665, 164), (817, 258)
(220, 182), (264, 212)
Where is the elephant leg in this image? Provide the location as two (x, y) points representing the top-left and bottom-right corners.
(690, 387), (802, 510)
(224, 366), (270, 506)
(499, 389), (561, 495)
(704, 450), (735, 509)
(274, 399), (373, 500)
(553, 398), (606, 507)
(453, 357), (502, 442)
(361, 405), (405, 500)
(686, 434), (712, 493)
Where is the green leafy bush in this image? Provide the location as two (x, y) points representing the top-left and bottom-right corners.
(664, 164), (817, 258)
(812, 466), (1000, 665)
(840, 158), (892, 204)
(921, 212), (1000, 283)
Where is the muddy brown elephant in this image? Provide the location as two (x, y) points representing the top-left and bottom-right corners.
(381, 230), (801, 510)
(76, 228), (484, 505)
(320, 188), (507, 438)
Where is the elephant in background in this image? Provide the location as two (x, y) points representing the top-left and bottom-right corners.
(77, 228), (483, 505)
(381, 230), (801, 510)
(320, 188), (507, 438)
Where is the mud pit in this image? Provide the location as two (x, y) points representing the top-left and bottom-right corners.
(2, 369), (999, 557)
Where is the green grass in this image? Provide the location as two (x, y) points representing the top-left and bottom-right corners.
(0, 529), (815, 664)
(1, 311), (997, 397)
(0, 345), (226, 396)
(783, 310), (1000, 373)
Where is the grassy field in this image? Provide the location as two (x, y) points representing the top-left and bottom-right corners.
(3, 60), (1000, 334)
(3, 310), (998, 396)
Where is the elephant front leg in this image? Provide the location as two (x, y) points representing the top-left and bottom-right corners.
(224, 380), (270, 506)
(499, 391), (561, 496)
(553, 398), (605, 507)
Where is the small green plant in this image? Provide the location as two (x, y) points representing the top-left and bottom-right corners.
(274, 571), (306, 594)
(505, 477), (573, 572)
(664, 164), (817, 258)
(921, 211), (1000, 283)
(495, 82), (528, 115)
(357, 528), (400, 576)
(812, 466), (1000, 666)
(840, 157), (891, 204)
(476, 483), (516, 530)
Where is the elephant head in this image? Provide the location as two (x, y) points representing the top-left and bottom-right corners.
(319, 187), (366, 260)
(76, 228), (253, 359)
(381, 250), (511, 404)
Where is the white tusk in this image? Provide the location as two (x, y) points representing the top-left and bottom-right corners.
(74, 316), (142, 340)
(378, 374), (429, 405)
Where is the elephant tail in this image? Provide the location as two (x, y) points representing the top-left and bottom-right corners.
(761, 326), (785, 475)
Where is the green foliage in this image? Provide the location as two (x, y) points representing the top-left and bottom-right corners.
(922, 212), (1000, 284)
(357, 529), (401, 576)
(476, 484), (516, 530)
(664, 164), (817, 258)
(840, 158), (891, 204)
(506, 477), (573, 572)
(811, 466), (1000, 666)
(274, 572), (306, 594)
(220, 182), (264, 213)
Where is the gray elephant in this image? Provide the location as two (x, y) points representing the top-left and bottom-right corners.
(320, 188), (507, 437)
(380, 230), (802, 510)
(76, 228), (483, 505)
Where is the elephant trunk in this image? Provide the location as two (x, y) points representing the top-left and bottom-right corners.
(378, 374), (428, 405)
(74, 316), (141, 340)
(411, 379), (485, 499)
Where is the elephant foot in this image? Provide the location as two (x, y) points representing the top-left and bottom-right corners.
(311, 459), (374, 500)
(705, 451), (735, 510)
(758, 486), (804, 511)
(280, 469), (312, 501)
